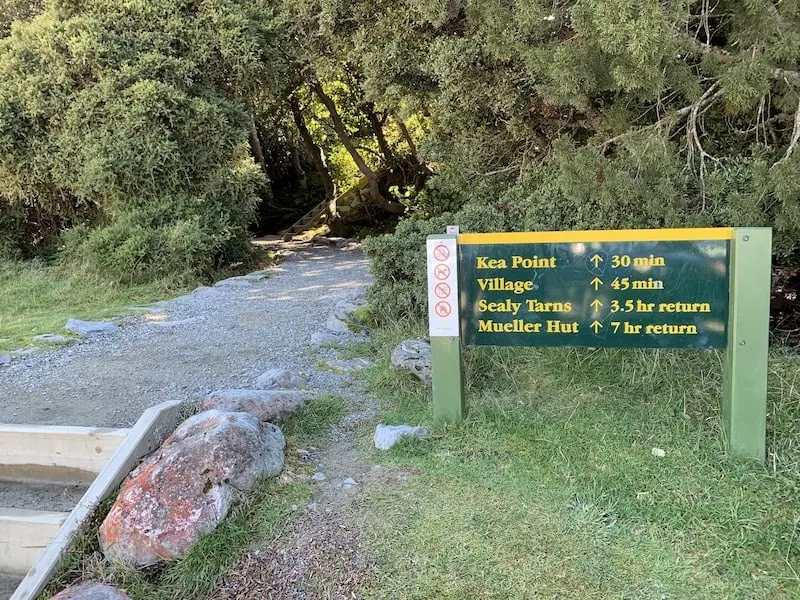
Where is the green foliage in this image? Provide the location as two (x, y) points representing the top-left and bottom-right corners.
(364, 203), (514, 321)
(0, 0), (282, 280)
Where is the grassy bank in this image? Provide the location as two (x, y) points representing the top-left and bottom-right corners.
(0, 260), (193, 352)
(359, 322), (800, 599)
(0, 250), (275, 352)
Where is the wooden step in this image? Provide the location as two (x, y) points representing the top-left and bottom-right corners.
(0, 425), (129, 484)
(0, 509), (69, 575)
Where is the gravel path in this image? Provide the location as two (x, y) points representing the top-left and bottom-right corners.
(0, 243), (371, 428)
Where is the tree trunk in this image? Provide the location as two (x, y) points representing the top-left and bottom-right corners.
(248, 114), (266, 172)
(290, 141), (307, 189)
(289, 97), (335, 200)
(364, 102), (394, 165)
(395, 114), (418, 157)
(311, 81), (404, 214)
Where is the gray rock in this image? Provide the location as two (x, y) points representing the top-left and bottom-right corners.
(342, 477), (357, 487)
(310, 331), (345, 346)
(200, 389), (313, 422)
(50, 581), (132, 599)
(335, 238), (359, 249)
(390, 338), (432, 384)
(311, 472), (326, 481)
(0, 354), (11, 366)
(149, 317), (207, 328)
(325, 298), (367, 334)
(325, 358), (375, 372)
(99, 410), (285, 567)
(254, 368), (301, 390)
(242, 270), (271, 281)
(127, 306), (166, 314)
(33, 334), (69, 344)
(191, 286), (218, 296)
(374, 424), (429, 450)
(64, 319), (119, 337)
(213, 278), (252, 288)
(12, 348), (38, 357)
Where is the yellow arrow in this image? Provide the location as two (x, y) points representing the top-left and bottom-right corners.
(590, 299), (603, 312)
(590, 277), (603, 291)
(591, 320), (603, 334)
(590, 254), (603, 268)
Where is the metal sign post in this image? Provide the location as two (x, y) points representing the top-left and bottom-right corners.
(722, 228), (771, 460)
(426, 234), (465, 422)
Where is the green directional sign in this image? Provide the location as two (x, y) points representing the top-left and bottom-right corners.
(458, 237), (730, 349)
(426, 227), (772, 461)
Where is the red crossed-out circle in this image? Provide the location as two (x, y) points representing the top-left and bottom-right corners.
(433, 244), (450, 261)
(434, 282), (451, 299)
(435, 301), (452, 317)
(434, 264), (451, 280)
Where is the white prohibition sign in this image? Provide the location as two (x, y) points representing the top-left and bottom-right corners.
(433, 244), (450, 261)
(435, 301), (452, 318)
(434, 264), (451, 280)
(434, 282), (451, 299)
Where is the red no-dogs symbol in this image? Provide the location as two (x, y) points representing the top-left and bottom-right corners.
(434, 282), (451, 299)
(433, 244), (450, 261)
(435, 301), (452, 317)
(434, 264), (451, 280)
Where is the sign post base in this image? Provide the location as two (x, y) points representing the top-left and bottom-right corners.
(431, 336), (465, 423)
(722, 228), (771, 461)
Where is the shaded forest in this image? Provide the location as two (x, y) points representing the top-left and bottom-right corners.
(0, 0), (798, 297)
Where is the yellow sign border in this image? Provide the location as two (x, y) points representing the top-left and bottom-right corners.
(458, 227), (734, 245)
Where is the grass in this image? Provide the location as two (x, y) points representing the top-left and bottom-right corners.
(0, 260), (191, 352)
(0, 250), (276, 352)
(357, 321), (800, 599)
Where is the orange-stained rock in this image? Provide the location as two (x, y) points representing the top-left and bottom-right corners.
(99, 410), (284, 567)
(50, 581), (130, 599)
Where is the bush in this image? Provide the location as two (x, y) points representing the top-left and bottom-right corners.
(364, 203), (515, 322)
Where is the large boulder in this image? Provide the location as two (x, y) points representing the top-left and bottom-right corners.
(200, 389), (312, 422)
(99, 410), (285, 567)
(50, 582), (131, 599)
(390, 339), (432, 385)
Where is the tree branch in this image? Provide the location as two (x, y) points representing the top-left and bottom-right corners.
(678, 33), (800, 87)
(773, 97), (800, 167)
(599, 83), (723, 152)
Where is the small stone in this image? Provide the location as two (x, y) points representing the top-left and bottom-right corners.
(374, 424), (429, 450)
(64, 319), (119, 337)
(311, 472), (326, 481)
(651, 447), (666, 458)
(325, 358), (375, 372)
(213, 278), (252, 288)
(33, 334), (69, 344)
(0, 354), (10, 366)
(325, 298), (368, 334)
(390, 339), (432, 385)
(309, 331), (344, 346)
(342, 477), (357, 487)
(50, 581), (132, 599)
(254, 368), (302, 390)
(200, 389), (312, 423)
(12, 348), (38, 357)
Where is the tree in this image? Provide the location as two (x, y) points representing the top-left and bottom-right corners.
(0, 0), (288, 278)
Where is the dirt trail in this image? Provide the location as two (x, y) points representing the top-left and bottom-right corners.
(0, 243), (371, 428)
(1, 241), (388, 600)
